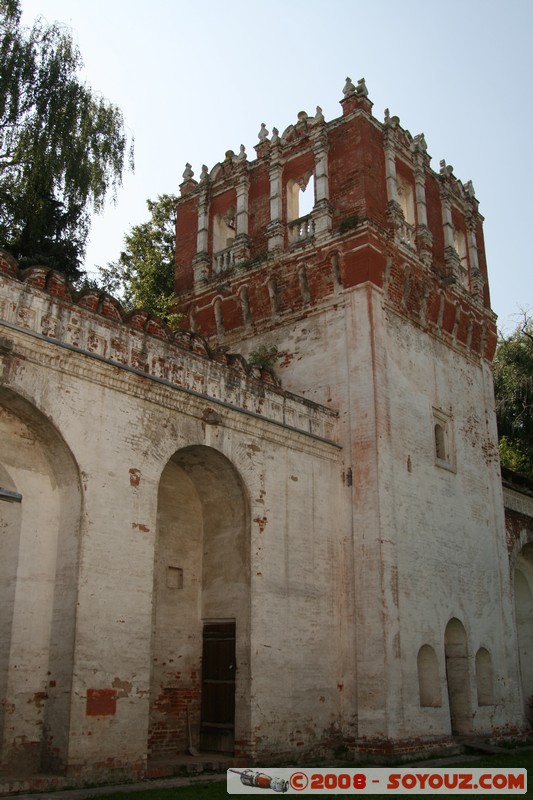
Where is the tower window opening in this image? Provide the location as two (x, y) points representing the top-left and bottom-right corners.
(213, 208), (236, 254)
(453, 227), (469, 287)
(433, 409), (454, 469)
(287, 174), (314, 222)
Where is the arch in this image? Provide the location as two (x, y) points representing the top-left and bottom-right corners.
(444, 617), (472, 735)
(0, 388), (82, 774)
(287, 173), (314, 222)
(453, 227), (469, 287)
(397, 175), (415, 226)
(514, 547), (533, 723)
(212, 209), (236, 254)
(434, 423), (446, 460)
(239, 285), (252, 328)
(148, 446), (250, 761)
(417, 645), (442, 707)
(214, 297), (225, 338)
(298, 265), (311, 305)
(267, 277), (280, 315)
(475, 647), (494, 706)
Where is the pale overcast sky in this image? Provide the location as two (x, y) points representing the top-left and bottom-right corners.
(21, 0), (532, 333)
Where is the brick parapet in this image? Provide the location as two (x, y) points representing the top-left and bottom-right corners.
(0, 254), (338, 444)
(174, 221), (497, 364)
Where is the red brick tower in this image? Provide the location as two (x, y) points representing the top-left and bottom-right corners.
(173, 76), (495, 373)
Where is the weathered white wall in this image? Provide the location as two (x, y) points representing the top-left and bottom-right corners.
(227, 281), (525, 744)
(0, 273), (342, 776)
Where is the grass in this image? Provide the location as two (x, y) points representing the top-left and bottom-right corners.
(89, 749), (532, 799)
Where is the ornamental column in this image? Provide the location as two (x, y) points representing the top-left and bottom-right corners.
(383, 112), (404, 238)
(234, 146), (251, 262)
(257, 124), (284, 254)
(439, 162), (461, 283)
(312, 124), (332, 237)
(411, 134), (433, 263)
(192, 165), (210, 284)
(464, 182), (484, 303)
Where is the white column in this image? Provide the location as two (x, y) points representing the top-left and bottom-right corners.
(196, 190), (209, 254)
(266, 154), (284, 253)
(312, 135), (332, 236)
(236, 176), (249, 238)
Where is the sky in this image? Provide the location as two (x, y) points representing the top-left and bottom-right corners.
(20, 0), (532, 333)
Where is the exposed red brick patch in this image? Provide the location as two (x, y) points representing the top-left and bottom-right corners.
(129, 468), (141, 487)
(86, 688), (117, 717)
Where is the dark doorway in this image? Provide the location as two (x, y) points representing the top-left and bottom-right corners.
(200, 622), (236, 753)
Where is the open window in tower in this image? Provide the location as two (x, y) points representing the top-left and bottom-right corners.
(433, 408), (455, 471)
(453, 227), (469, 288)
(212, 207), (236, 254)
(287, 173), (314, 222)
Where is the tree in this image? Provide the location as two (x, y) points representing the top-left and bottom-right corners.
(493, 314), (533, 479)
(0, 0), (132, 279)
(96, 194), (179, 323)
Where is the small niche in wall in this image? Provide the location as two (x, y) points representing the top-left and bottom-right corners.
(167, 566), (183, 590)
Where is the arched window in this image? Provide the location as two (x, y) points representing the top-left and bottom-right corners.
(298, 265), (311, 305)
(433, 409), (453, 468)
(267, 277), (280, 315)
(212, 208), (236, 254)
(434, 423), (446, 461)
(214, 297), (224, 338)
(417, 645), (442, 707)
(287, 174), (314, 223)
(453, 228), (468, 287)
(475, 647), (494, 706)
(239, 286), (252, 328)
(397, 176), (415, 226)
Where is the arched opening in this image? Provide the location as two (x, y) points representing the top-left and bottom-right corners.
(148, 446), (250, 763)
(417, 645), (442, 707)
(0, 388), (82, 774)
(397, 176), (415, 226)
(514, 547), (533, 723)
(434, 423), (446, 461)
(475, 647), (494, 706)
(287, 174), (314, 244)
(453, 228), (469, 287)
(212, 209), (236, 254)
(444, 617), (472, 735)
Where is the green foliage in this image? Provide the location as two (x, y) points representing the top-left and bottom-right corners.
(0, 0), (132, 279)
(235, 251), (268, 271)
(338, 214), (359, 234)
(493, 315), (533, 479)
(97, 194), (181, 325)
(248, 345), (279, 368)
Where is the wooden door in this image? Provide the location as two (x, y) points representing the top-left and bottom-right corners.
(200, 622), (235, 753)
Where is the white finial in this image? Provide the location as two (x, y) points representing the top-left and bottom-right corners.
(271, 127), (280, 145)
(343, 77), (356, 97)
(356, 77), (368, 97)
(200, 164), (209, 182)
(182, 162), (194, 181)
(464, 180), (476, 198)
(315, 105), (324, 123)
(258, 123), (269, 142)
(412, 133), (427, 153)
(238, 144), (247, 161)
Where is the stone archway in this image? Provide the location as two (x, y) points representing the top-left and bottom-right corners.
(0, 388), (82, 774)
(444, 617), (472, 735)
(148, 445), (250, 762)
(514, 544), (533, 724)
